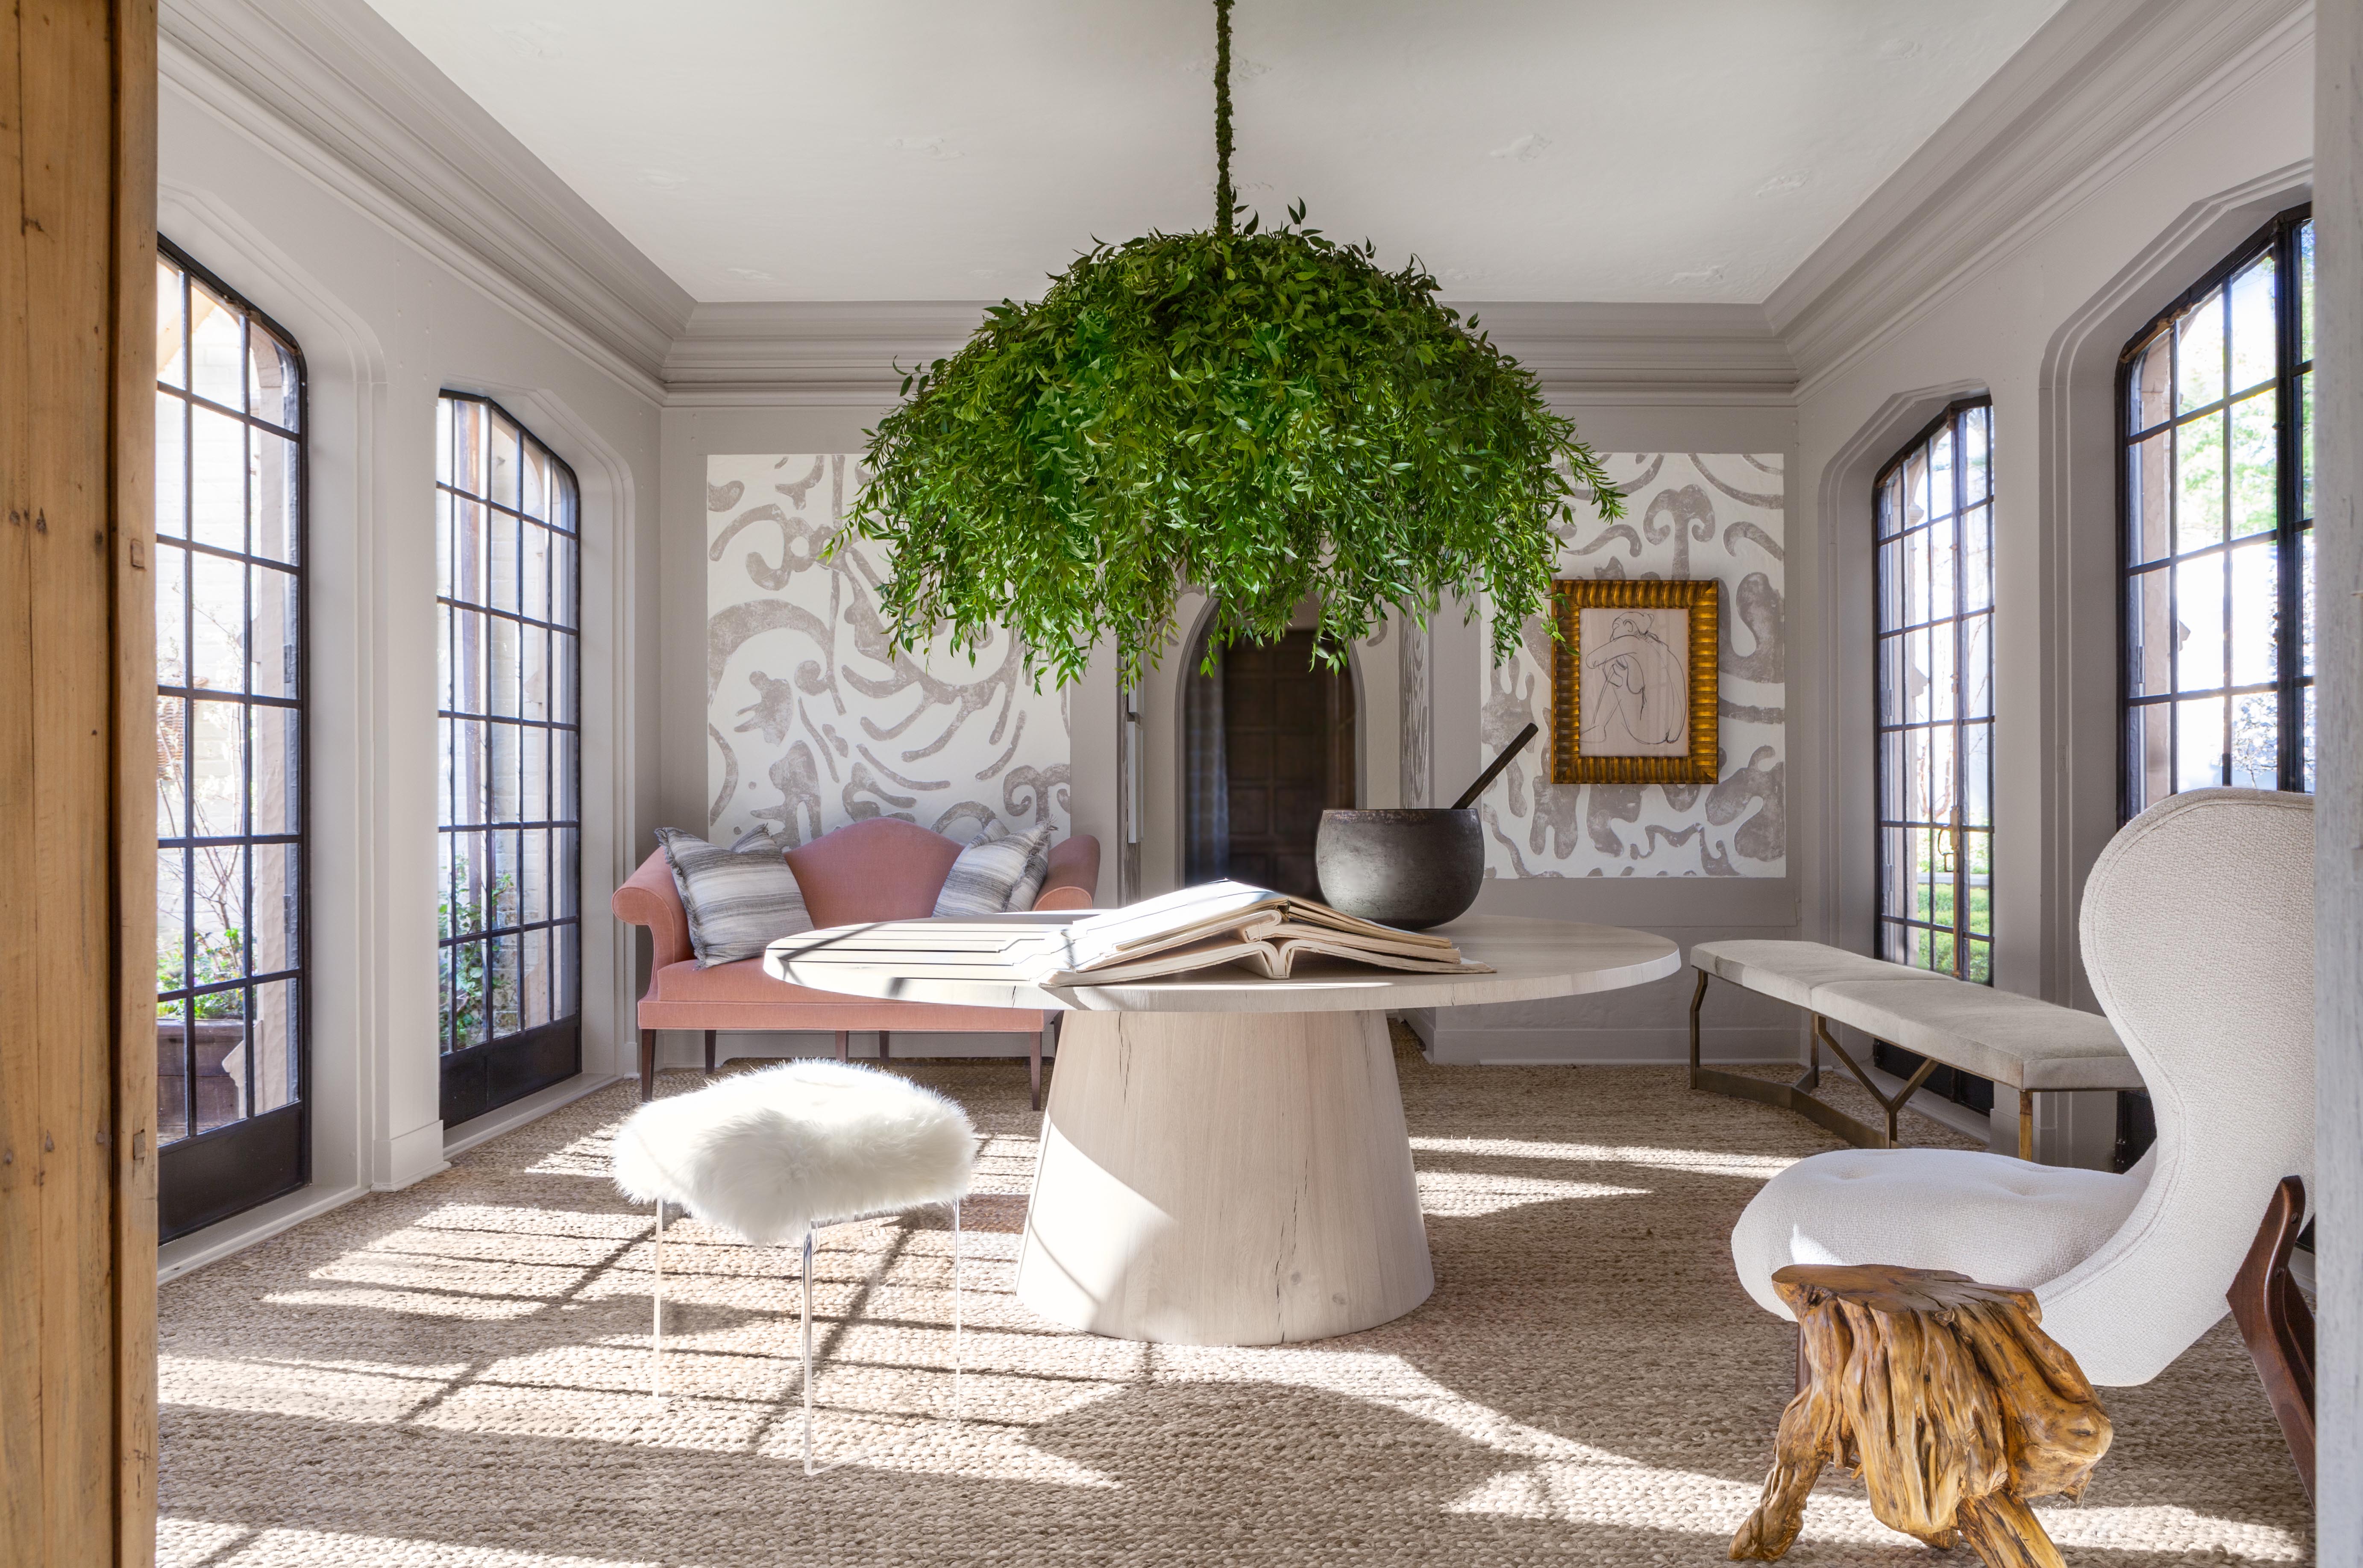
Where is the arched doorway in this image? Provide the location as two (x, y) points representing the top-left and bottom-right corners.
(1181, 607), (1357, 898)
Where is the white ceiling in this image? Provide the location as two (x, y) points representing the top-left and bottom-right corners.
(361, 0), (2069, 305)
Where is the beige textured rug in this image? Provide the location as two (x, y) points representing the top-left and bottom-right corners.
(159, 1036), (2312, 1566)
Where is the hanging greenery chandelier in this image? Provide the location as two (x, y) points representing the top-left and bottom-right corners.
(845, 0), (1622, 689)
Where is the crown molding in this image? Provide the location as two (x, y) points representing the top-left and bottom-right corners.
(662, 297), (1796, 408)
(1768, 0), (2313, 395)
(160, 0), (693, 402)
(663, 301), (992, 407)
(1460, 302), (1795, 402)
(174, 0), (2296, 418)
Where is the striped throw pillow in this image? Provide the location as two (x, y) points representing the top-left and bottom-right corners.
(933, 824), (1054, 917)
(655, 827), (814, 967)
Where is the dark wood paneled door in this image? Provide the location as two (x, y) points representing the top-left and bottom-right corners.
(1222, 631), (1354, 898)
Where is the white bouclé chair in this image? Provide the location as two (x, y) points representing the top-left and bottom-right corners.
(1730, 788), (2315, 1386)
(612, 1059), (978, 1471)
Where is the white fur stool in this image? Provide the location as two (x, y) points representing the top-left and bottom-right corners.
(611, 1059), (978, 1473)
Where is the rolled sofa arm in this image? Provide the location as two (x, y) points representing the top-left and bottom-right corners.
(1035, 834), (1102, 910)
(612, 849), (693, 971)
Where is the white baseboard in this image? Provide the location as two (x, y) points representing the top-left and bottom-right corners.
(159, 1072), (624, 1284)
(442, 1072), (623, 1158)
(378, 1119), (449, 1190)
(1423, 1023), (1797, 1066)
(157, 1180), (369, 1284)
(658, 1029), (1048, 1070)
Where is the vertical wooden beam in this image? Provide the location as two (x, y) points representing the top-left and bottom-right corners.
(0, 2), (40, 1555)
(1, 3), (157, 1565)
(111, 3), (159, 1562)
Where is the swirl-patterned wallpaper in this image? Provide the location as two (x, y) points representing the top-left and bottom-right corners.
(706, 455), (1071, 849)
(1477, 453), (1785, 878)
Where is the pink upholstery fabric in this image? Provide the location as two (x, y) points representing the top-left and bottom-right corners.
(1042, 835), (1100, 907)
(609, 820), (1101, 1033)
(613, 849), (692, 970)
(640, 959), (1045, 1032)
(787, 818), (964, 928)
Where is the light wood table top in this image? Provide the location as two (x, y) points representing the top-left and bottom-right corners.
(767, 913), (1683, 1014)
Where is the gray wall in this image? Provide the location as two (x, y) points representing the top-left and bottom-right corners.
(156, 76), (665, 1266)
(1787, 41), (2312, 1164)
(2313, 0), (2360, 1556)
(1423, 401), (1804, 1068)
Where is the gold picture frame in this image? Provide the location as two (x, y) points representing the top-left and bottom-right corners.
(1549, 578), (1720, 785)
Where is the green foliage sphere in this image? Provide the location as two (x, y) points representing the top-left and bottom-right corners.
(845, 213), (1624, 689)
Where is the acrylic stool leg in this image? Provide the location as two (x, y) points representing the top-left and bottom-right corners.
(651, 1198), (665, 1404)
(801, 1228), (816, 1477)
(952, 1198), (964, 1424)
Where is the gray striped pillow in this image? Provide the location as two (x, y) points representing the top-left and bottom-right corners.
(655, 827), (814, 967)
(933, 824), (1054, 917)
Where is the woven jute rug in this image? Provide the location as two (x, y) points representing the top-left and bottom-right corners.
(158, 1033), (2312, 1566)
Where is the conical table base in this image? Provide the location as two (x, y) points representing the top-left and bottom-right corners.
(1015, 1007), (1434, 1346)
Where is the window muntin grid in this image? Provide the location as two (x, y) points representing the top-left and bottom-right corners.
(2122, 208), (2313, 816)
(153, 241), (307, 1145)
(1875, 399), (1994, 983)
(436, 394), (581, 1057)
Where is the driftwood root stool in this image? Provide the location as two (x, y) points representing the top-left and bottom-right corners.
(1731, 1264), (2111, 1568)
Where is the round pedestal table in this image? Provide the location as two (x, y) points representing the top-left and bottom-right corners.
(770, 913), (1680, 1347)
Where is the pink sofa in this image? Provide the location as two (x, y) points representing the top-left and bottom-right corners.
(612, 817), (1101, 1108)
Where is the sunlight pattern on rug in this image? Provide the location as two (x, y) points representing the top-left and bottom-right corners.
(157, 1048), (2312, 1567)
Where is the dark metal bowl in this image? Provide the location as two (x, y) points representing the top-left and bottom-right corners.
(1314, 808), (1484, 930)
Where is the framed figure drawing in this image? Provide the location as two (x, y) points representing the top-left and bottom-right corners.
(1550, 578), (1720, 784)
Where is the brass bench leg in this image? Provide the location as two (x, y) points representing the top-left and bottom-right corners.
(1688, 969), (1710, 1089)
(1812, 1016), (1937, 1149)
(2018, 1089), (2035, 1163)
(1688, 972), (1884, 1149)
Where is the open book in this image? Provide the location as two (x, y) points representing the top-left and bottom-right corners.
(1043, 881), (1489, 984)
(768, 881), (1488, 990)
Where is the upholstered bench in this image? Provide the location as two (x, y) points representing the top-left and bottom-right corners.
(1687, 939), (2143, 1159)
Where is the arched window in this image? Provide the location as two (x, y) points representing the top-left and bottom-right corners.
(154, 240), (309, 1238)
(1874, 399), (1994, 983)
(436, 393), (582, 1125)
(2121, 207), (2313, 815)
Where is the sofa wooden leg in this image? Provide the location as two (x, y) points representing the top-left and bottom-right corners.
(878, 1030), (890, 1062)
(834, 1030), (849, 1065)
(639, 1028), (656, 1102)
(2228, 1174), (2315, 1501)
(703, 1030), (717, 1075)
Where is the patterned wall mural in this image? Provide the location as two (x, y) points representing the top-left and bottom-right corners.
(706, 455), (1071, 849)
(1477, 453), (1785, 878)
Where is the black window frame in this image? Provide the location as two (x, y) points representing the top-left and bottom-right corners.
(153, 236), (311, 1239)
(2117, 204), (2314, 820)
(1872, 396), (1996, 988)
(434, 391), (583, 1126)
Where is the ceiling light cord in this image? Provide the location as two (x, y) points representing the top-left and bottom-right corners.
(1215, 0), (1235, 235)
